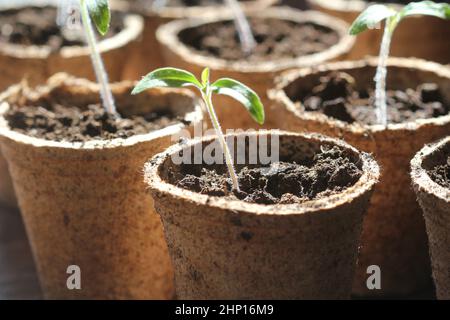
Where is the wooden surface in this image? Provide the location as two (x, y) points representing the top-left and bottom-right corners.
(0, 204), (42, 300)
(0, 201), (436, 300)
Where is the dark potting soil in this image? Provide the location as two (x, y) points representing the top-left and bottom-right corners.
(133, 0), (251, 8)
(295, 72), (449, 125)
(179, 18), (339, 62)
(428, 157), (450, 189)
(5, 103), (177, 142)
(173, 146), (362, 204)
(0, 6), (124, 50)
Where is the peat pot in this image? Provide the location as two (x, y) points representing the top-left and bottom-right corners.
(156, 7), (354, 130)
(0, 73), (203, 299)
(269, 57), (450, 297)
(144, 131), (379, 299)
(411, 136), (450, 300)
(118, 0), (279, 79)
(0, 2), (143, 208)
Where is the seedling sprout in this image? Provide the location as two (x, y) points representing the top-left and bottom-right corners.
(77, 0), (117, 115)
(350, 1), (450, 126)
(224, 0), (257, 55)
(132, 67), (265, 191)
(141, 0), (256, 54)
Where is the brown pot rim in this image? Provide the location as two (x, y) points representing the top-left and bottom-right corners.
(156, 7), (355, 73)
(0, 73), (203, 150)
(144, 130), (380, 217)
(0, 3), (144, 60)
(269, 57), (450, 134)
(121, 0), (279, 18)
(411, 136), (450, 203)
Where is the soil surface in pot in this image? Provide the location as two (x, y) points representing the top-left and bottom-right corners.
(133, 0), (250, 8)
(0, 6), (124, 50)
(171, 145), (362, 204)
(292, 72), (450, 125)
(428, 156), (450, 189)
(179, 18), (339, 62)
(5, 102), (178, 142)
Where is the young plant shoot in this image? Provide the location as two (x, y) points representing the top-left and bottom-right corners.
(350, 1), (450, 126)
(78, 0), (117, 115)
(137, 0), (256, 54)
(224, 0), (257, 55)
(132, 68), (265, 191)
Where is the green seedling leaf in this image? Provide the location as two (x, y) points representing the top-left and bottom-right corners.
(86, 0), (111, 35)
(79, 0), (116, 114)
(400, 1), (450, 19)
(132, 68), (202, 94)
(350, 1), (450, 35)
(349, 4), (397, 35)
(211, 78), (265, 125)
(201, 68), (210, 87)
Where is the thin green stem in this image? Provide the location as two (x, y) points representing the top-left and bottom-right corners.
(79, 0), (117, 115)
(201, 89), (240, 191)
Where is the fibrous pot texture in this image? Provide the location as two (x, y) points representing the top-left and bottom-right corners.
(411, 136), (450, 300)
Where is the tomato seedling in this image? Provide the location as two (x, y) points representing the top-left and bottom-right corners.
(79, 0), (117, 115)
(132, 67), (265, 191)
(350, 1), (450, 126)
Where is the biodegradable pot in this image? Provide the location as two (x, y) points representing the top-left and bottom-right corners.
(0, 73), (203, 299)
(156, 7), (354, 130)
(144, 131), (380, 299)
(119, 0), (279, 80)
(0, 4), (143, 209)
(411, 137), (450, 300)
(308, 0), (450, 64)
(0, 3), (143, 91)
(269, 57), (450, 297)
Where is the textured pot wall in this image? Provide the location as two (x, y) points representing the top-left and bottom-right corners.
(269, 58), (450, 297)
(145, 132), (379, 299)
(121, 15), (169, 80)
(0, 153), (16, 207)
(156, 8), (354, 131)
(0, 74), (203, 299)
(411, 137), (450, 300)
